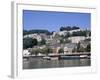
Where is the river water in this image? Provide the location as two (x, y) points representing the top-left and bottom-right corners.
(23, 57), (91, 69)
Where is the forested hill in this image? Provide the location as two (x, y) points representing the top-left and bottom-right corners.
(23, 29), (51, 35)
(23, 26), (90, 36)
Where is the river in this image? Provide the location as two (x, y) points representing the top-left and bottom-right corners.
(23, 57), (91, 69)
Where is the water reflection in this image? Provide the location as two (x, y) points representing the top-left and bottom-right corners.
(23, 57), (91, 69)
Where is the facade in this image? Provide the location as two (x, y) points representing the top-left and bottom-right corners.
(53, 29), (84, 36)
(63, 43), (77, 54)
(80, 40), (90, 48)
(58, 31), (67, 36)
(23, 49), (30, 56)
(68, 36), (86, 43)
(64, 47), (73, 54)
(24, 33), (42, 42)
(68, 29), (83, 34)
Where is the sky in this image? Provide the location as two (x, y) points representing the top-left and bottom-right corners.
(23, 10), (91, 32)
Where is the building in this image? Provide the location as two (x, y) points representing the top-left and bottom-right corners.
(53, 29), (84, 37)
(63, 43), (77, 54)
(34, 45), (46, 49)
(46, 38), (60, 45)
(68, 36), (86, 43)
(23, 49), (30, 56)
(23, 33), (42, 42)
(49, 43), (77, 54)
(49, 43), (61, 54)
(80, 40), (90, 48)
(68, 29), (83, 34)
(58, 31), (67, 36)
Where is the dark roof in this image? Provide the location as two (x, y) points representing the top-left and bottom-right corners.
(64, 43), (77, 48)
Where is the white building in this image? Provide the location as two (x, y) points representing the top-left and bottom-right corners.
(52, 32), (57, 37)
(58, 31), (67, 36)
(24, 34), (42, 42)
(68, 36), (86, 43)
(23, 49), (30, 56)
(64, 47), (73, 54)
(68, 29), (83, 34)
(63, 43), (77, 54)
(53, 29), (84, 37)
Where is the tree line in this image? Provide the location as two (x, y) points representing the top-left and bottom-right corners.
(23, 26), (86, 35)
(60, 26), (80, 31)
(23, 29), (51, 36)
(23, 38), (46, 49)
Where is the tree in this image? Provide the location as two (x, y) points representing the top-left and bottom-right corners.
(23, 38), (38, 49)
(72, 47), (77, 53)
(23, 29), (51, 35)
(33, 38), (38, 45)
(47, 47), (53, 53)
(58, 48), (64, 53)
(76, 42), (90, 52)
(60, 27), (65, 31)
(72, 31), (87, 37)
(23, 30), (29, 36)
(66, 32), (70, 38)
(65, 26), (72, 31)
(62, 32), (71, 38)
(42, 48), (49, 55)
(60, 38), (71, 44)
(89, 32), (91, 36)
(84, 38), (91, 41)
(60, 26), (80, 31)
(78, 47), (85, 52)
(41, 47), (53, 55)
(72, 26), (80, 30)
(60, 38), (64, 43)
(85, 44), (91, 52)
(54, 33), (60, 38)
(39, 39), (46, 45)
(31, 48), (40, 56)
(64, 39), (71, 43)
(77, 42), (80, 52)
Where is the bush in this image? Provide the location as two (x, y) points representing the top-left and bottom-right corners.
(58, 48), (64, 53)
(23, 38), (38, 49)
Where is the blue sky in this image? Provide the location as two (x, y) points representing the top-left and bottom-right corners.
(23, 10), (91, 32)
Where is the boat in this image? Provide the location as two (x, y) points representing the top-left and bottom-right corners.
(60, 56), (80, 59)
(50, 57), (58, 60)
(43, 56), (59, 60)
(43, 56), (51, 60)
(80, 55), (87, 58)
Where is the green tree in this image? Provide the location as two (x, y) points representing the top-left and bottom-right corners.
(77, 42), (89, 52)
(60, 38), (71, 44)
(40, 39), (46, 45)
(58, 48), (64, 53)
(23, 38), (38, 49)
(66, 32), (70, 38)
(72, 31), (87, 37)
(72, 47), (77, 53)
(41, 47), (53, 55)
(42, 48), (48, 55)
(85, 44), (91, 52)
(60, 26), (80, 31)
(60, 38), (64, 43)
(31, 48), (40, 56)
(33, 38), (38, 45)
(77, 42), (80, 52)
(65, 39), (71, 43)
